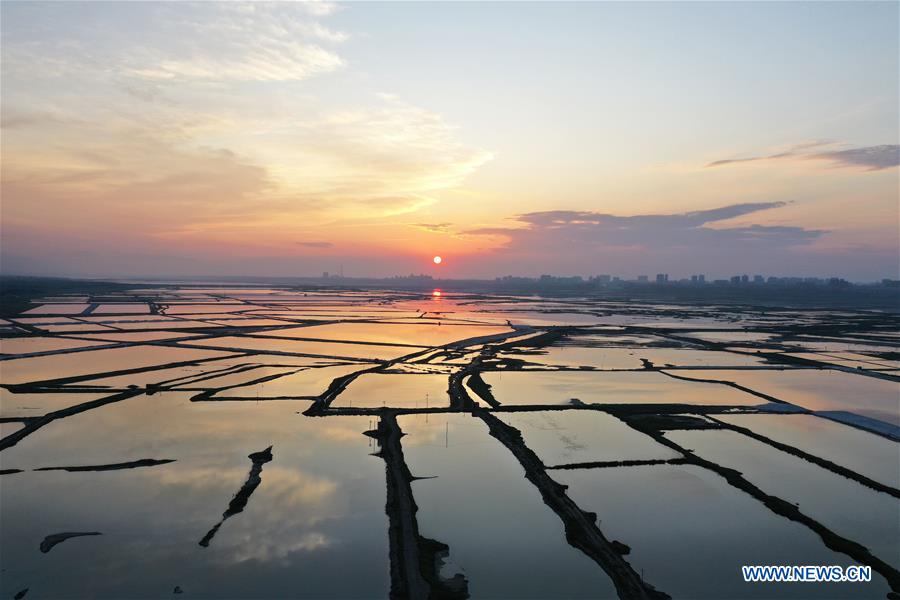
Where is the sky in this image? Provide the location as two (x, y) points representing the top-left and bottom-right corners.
(2, 1), (898, 281)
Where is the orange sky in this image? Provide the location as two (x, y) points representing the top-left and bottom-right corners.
(2, 2), (898, 280)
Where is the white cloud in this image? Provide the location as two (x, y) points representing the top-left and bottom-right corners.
(707, 142), (899, 171)
(3, 2), (348, 84)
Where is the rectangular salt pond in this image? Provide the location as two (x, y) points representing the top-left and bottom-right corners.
(21, 303), (90, 315)
(79, 358), (359, 390)
(91, 304), (151, 314)
(176, 365), (305, 390)
(788, 339), (898, 354)
(479, 371), (760, 406)
(554, 465), (891, 599)
(397, 413), (617, 598)
(10, 317), (81, 324)
(820, 351), (899, 368)
(208, 318), (302, 327)
(671, 369), (900, 425)
(565, 333), (670, 346)
(215, 364), (367, 399)
(76, 363), (254, 389)
(666, 429), (900, 571)
(1, 391), (111, 419)
(332, 373), (451, 409)
(0, 395), (390, 598)
(490, 311), (605, 326)
(686, 332), (775, 343)
(784, 352), (899, 370)
(73, 332), (206, 342)
(0, 336), (107, 355)
(500, 346), (764, 369)
(39, 324), (112, 333)
(185, 336), (421, 361)
(76, 315), (183, 323)
(0, 422), (27, 438)
(256, 322), (513, 347)
(715, 413), (900, 488)
(163, 304), (250, 314)
(497, 411), (678, 466)
(0, 346), (238, 385)
(114, 320), (220, 330)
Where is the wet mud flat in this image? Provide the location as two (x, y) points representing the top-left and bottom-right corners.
(1, 286), (898, 598)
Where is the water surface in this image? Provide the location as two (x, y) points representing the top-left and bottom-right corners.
(398, 413), (617, 598)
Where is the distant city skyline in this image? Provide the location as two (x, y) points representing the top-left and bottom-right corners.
(2, 2), (898, 280)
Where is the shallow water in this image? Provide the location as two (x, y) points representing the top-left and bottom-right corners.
(91, 304), (151, 314)
(667, 429), (900, 570)
(184, 335), (421, 361)
(671, 369), (900, 425)
(788, 339), (898, 354)
(497, 411), (678, 466)
(0, 395), (390, 598)
(398, 413), (617, 598)
(784, 352), (899, 370)
(219, 364), (368, 399)
(501, 346), (765, 369)
(555, 464), (891, 598)
(0, 336), (106, 356)
(480, 370), (761, 406)
(115, 320), (221, 330)
(0, 390), (111, 418)
(163, 304), (250, 315)
(257, 322), (513, 347)
(74, 331), (206, 342)
(2, 286), (897, 599)
(716, 413), (900, 487)
(1, 346), (238, 385)
(21, 304), (90, 315)
(332, 373), (451, 409)
(688, 331), (775, 343)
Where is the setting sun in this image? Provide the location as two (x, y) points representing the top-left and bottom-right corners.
(433, 256), (442, 265)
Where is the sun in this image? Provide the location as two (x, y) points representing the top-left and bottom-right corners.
(433, 255), (442, 264)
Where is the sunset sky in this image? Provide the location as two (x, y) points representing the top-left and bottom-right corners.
(2, 1), (898, 280)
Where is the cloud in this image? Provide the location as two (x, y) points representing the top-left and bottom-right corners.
(2, 88), (490, 262)
(124, 19), (345, 82)
(1, 109), (76, 129)
(2, 3), (494, 275)
(296, 241), (333, 248)
(455, 202), (844, 278)
(707, 156), (774, 167)
(295, 95), (493, 194)
(706, 142), (899, 171)
(3, 3), (347, 84)
(297, 1), (341, 17)
(410, 222), (453, 232)
(118, 82), (172, 105)
(810, 145), (900, 171)
(465, 202), (825, 252)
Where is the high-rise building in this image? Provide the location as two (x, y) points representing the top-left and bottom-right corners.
(656, 273), (669, 283)
(637, 275), (649, 282)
